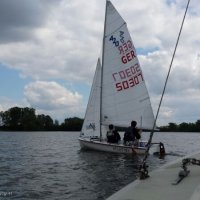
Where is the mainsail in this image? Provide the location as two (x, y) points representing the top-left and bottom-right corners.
(101, 1), (155, 129)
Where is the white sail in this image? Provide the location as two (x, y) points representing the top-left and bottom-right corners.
(101, 1), (155, 129)
(81, 59), (101, 137)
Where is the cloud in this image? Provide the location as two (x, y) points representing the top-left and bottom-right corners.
(0, 0), (102, 83)
(0, 0), (59, 44)
(0, 0), (200, 125)
(24, 81), (84, 121)
(0, 96), (27, 111)
(157, 89), (200, 125)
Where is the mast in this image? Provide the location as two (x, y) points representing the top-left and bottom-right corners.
(100, 0), (108, 140)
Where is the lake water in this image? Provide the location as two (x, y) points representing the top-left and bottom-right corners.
(1, 131), (200, 200)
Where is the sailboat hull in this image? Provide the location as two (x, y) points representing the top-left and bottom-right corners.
(79, 137), (148, 155)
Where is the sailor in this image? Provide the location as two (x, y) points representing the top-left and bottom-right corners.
(113, 128), (121, 143)
(123, 121), (141, 145)
(107, 124), (121, 143)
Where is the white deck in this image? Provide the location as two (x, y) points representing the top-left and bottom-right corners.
(107, 151), (200, 200)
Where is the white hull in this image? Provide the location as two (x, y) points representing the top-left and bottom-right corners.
(79, 137), (148, 155)
(106, 151), (200, 200)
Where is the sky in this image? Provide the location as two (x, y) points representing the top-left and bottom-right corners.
(0, 0), (200, 126)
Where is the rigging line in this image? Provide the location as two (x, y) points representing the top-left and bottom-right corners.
(140, 0), (191, 174)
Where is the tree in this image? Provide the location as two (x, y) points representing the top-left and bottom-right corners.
(0, 111), (3, 126)
(168, 122), (178, 131)
(179, 122), (189, 132)
(61, 117), (83, 131)
(36, 114), (54, 130)
(195, 120), (200, 131)
(20, 107), (37, 130)
(0, 106), (84, 131)
(0, 107), (23, 130)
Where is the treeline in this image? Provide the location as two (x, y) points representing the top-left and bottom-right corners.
(1, 106), (200, 132)
(0, 107), (83, 131)
(159, 120), (200, 132)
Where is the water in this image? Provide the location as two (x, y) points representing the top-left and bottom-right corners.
(1, 131), (200, 200)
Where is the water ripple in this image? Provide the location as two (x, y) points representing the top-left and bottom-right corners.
(0, 131), (200, 199)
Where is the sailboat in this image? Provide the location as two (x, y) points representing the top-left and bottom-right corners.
(79, 0), (161, 155)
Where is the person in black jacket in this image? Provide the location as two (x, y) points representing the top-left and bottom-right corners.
(107, 124), (121, 143)
(123, 121), (141, 145)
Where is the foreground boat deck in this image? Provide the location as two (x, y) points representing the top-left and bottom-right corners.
(107, 151), (200, 200)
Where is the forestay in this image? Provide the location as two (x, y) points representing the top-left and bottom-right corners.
(101, 1), (154, 129)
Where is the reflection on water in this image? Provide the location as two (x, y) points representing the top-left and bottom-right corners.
(0, 131), (200, 199)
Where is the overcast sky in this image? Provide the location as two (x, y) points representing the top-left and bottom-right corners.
(0, 0), (200, 126)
